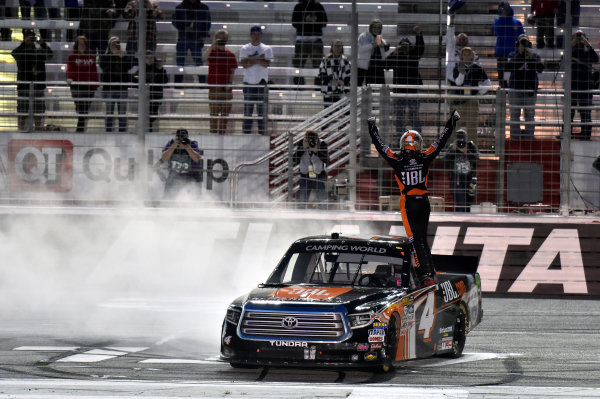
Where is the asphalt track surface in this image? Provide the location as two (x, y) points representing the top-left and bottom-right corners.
(1, 296), (600, 398)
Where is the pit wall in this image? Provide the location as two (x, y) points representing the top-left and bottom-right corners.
(1, 209), (598, 298)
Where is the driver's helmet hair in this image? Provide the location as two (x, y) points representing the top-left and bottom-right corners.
(399, 130), (423, 154)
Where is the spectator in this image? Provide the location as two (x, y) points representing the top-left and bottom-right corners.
(172, 0), (211, 85)
(79, 0), (116, 55)
(66, 35), (99, 132)
(99, 36), (135, 132)
(451, 47), (491, 144)
(291, 0), (328, 85)
(203, 29), (238, 134)
(493, 1), (524, 88)
(357, 19), (390, 85)
(161, 129), (203, 199)
(506, 34), (544, 139)
(240, 26), (274, 135)
(567, 30), (599, 141)
(556, 0), (580, 49)
(144, 51), (169, 132)
(124, 0), (163, 55)
(11, 29), (53, 132)
(384, 26), (424, 138)
(65, 0), (79, 42)
(444, 129), (479, 212)
(445, 15), (479, 85)
(531, 0), (558, 49)
(0, 2), (17, 41)
(318, 39), (350, 107)
(293, 130), (329, 205)
(19, 0), (50, 42)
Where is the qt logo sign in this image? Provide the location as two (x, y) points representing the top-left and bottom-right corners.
(8, 139), (73, 192)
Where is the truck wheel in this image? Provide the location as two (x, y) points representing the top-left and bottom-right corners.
(379, 313), (400, 373)
(445, 302), (468, 358)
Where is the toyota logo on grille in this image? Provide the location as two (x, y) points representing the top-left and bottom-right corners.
(281, 316), (298, 329)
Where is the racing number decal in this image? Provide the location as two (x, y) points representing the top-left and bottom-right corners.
(406, 292), (435, 359)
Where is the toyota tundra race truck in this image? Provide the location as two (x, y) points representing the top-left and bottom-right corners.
(220, 233), (483, 372)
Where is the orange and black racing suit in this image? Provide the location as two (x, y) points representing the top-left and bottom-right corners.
(368, 113), (457, 282)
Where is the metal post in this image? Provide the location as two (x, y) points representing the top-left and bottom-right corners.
(27, 81), (34, 132)
(263, 83), (269, 135)
(137, 1), (149, 203)
(348, 0), (358, 210)
(495, 88), (506, 210)
(287, 132), (295, 203)
(560, 0), (573, 215)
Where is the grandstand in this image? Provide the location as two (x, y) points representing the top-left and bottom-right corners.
(0, 0), (599, 213)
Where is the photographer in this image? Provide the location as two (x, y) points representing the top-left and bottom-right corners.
(161, 129), (203, 199)
(444, 129), (479, 212)
(293, 130), (329, 206)
(11, 29), (53, 132)
(506, 34), (544, 139)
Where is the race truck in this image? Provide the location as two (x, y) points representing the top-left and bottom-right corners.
(220, 233), (483, 371)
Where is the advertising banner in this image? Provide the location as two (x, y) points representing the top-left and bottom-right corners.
(0, 133), (270, 202)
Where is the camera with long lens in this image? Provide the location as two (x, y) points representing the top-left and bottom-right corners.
(308, 138), (317, 148)
(176, 129), (190, 145)
(457, 139), (466, 149)
(519, 38), (530, 47)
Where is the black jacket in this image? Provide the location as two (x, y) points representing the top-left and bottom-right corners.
(11, 41), (53, 87)
(146, 63), (169, 98)
(99, 52), (136, 91)
(384, 33), (424, 92)
(506, 49), (544, 92)
(444, 143), (479, 188)
(292, 0), (328, 37)
(172, 0), (211, 42)
(571, 44), (599, 91)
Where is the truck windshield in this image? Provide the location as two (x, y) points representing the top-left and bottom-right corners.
(268, 251), (406, 287)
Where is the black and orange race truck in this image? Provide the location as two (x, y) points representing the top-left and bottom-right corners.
(220, 233), (483, 372)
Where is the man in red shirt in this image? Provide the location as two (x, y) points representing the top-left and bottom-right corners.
(203, 29), (238, 134)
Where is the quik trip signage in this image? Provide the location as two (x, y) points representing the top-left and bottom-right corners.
(0, 134), (269, 201)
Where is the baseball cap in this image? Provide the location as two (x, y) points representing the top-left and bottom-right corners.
(250, 25), (262, 33)
(23, 29), (35, 38)
(398, 37), (410, 46)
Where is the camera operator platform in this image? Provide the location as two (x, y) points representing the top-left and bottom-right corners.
(161, 129), (203, 199)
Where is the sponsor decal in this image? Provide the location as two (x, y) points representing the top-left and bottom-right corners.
(304, 245), (387, 254)
(368, 329), (385, 337)
(456, 280), (467, 297)
(441, 337), (453, 351)
(401, 296), (414, 306)
(440, 280), (459, 303)
(303, 346), (316, 360)
(269, 340), (308, 348)
(368, 335), (384, 343)
(223, 336), (232, 345)
(364, 352), (378, 361)
(370, 343), (383, 350)
(439, 326), (453, 335)
(269, 286), (352, 300)
(372, 322), (387, 329)
(351, 354), (359, 361)
(281, 316), (298, 329)
(8, 139), (73, 192)
(357, 343), (369, 351)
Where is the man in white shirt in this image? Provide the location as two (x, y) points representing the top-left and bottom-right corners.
(239, 25), (274, 135)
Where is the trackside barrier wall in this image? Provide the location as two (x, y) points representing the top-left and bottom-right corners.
(1, 209), (598, 297)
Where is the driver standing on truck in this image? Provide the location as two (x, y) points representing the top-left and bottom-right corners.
(367, 111), (460, 289)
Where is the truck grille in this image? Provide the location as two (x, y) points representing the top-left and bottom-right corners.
(240, 311), (347, 340)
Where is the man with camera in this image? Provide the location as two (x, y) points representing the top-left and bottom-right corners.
(293, 130), (329, 206)
(11, 29), (53, 132)
(161, 129), (203, 199)
(506, 34), (544, 139)
(444, 129), (479, 212)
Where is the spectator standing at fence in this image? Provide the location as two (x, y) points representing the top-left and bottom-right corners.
(318, 39), (350, 107)
(291, 0), (328, 85)
(531, 0), (558, 49)
(99, 36), (135, 133)
(203, 29), (238, 134)
(384, 26), (424, 139)
(66, 35), (99, 132)
(444, 129), (479, 212)
(451, 47), (491, 144)
(240, 26), (273, 135)
(0, 2), (17, 41)
(143, 51), (169, 132)
(556, 0), (580, 49)
(566, 30), (599, 141)
(172, 0), (211, 85)
(161, 129), (203, 199)
(12, 29), (53, 132)
(493, 1), (524, 88)
(124, 0), (163, 55)
(79, 0), (116, 55)
(357, 19), (390, 85)
(293, 130), (329, 206)
(506, 34), (544, 139)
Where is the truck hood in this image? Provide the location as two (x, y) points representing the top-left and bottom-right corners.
(242, 285), (404, 305)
